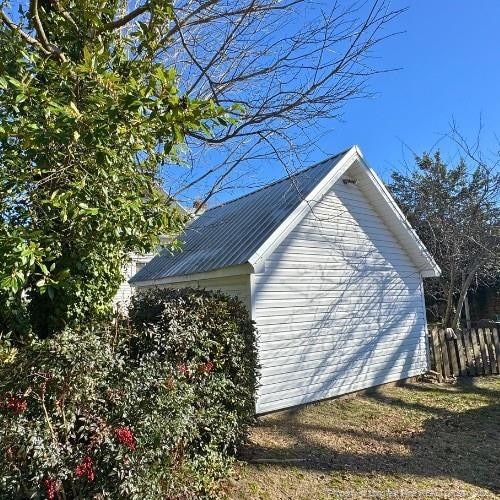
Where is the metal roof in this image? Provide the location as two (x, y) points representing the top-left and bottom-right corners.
(130, 150), (348, 283)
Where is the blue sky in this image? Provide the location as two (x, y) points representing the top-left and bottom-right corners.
(318, 0), (500, 182)
(7, 1), (498, 200)
(191, 0), (500, 205)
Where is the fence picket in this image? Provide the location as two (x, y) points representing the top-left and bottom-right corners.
(462, 330), (475, 376)
(477, 329), (490, 375)
(456, 333), (467, 376)
(484, 329), (497, 375)
(430, 328), (442, 374)
(470, 329), (483, 375)
(492, 328), (500, 374)
(429, 326), (499, 378)
(439, 329), (451, 378)
(447, 336), (460, 376)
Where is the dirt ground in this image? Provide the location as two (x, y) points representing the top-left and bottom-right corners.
(227, 377), (500, 500)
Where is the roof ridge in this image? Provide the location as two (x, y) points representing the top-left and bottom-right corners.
(202, 148), (351, 214)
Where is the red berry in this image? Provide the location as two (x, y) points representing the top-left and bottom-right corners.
(41, 477), (57, 500)
(177, 362), (189, 376)
(75, 455), (95, 481)
(4, 396), (27, 414)
(114, 426), (136, 451)
(198, 361), (215, 373)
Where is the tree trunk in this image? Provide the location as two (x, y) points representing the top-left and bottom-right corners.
(443, 266), (456, 327)
(451, 262), (481, 330)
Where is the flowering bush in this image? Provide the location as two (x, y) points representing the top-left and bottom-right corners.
(0, 288), (258, 498)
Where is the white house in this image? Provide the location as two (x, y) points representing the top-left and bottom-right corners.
(113, 251), (157, 308)
(113, 201), (191, 308)
(130, 146), (440, 413)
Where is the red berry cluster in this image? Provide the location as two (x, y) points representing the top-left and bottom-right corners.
(3, 396), (27, 414)
(75, 455), (95, 481)
(114, 426), (136, 451)
(41, 477), (57, 500)
(200, 361), (215, 373)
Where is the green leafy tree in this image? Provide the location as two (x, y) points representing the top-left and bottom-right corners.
(0, 1), (231, 337)
(389, 151), (500, 329)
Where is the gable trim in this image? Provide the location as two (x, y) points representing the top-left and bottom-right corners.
(248, 145), (440, 278)
(248, 146), (360, 270)
(354, 147), (440, 278)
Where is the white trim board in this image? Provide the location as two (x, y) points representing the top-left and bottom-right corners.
(248, 146), (440, 278)
(132, 263), (253, 287)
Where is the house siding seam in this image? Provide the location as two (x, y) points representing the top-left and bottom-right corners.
(252, 177), (428, 413)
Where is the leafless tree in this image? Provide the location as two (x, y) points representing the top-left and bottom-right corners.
(159, 0), (405, 206)
(390, 123), (500, 329)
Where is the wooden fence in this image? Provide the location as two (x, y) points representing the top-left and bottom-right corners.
(428, 327), (500, 378)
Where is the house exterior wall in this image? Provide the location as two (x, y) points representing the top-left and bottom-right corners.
(136, 274), (252, 312)
(114, 260), (136, 308)
(252, 178), (428, 413)
(113, 253), (155, 310)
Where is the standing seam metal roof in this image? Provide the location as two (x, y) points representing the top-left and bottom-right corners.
(130, 149), (348, 283)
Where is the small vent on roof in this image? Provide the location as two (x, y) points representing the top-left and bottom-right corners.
(342, 177), (357, 185)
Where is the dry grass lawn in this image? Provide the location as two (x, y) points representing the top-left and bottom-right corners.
(226, 377), (500, 500)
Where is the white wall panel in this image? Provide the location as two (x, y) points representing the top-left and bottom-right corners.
(252, 176), (428, 413)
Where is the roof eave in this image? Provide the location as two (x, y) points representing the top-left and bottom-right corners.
(130, 262), (254, 287)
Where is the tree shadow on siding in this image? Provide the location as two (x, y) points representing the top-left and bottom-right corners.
(241, 381), (500, 494)
(253, 177), (436, 412)
(255, 230), (427, 411)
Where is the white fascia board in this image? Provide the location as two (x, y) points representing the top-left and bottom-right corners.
(421, 269), (440, 278)
(248, 146), (359, 269)
(354, 146), (441, 278)
(248, 144), (440, 278)
(130, 263), (253, 288)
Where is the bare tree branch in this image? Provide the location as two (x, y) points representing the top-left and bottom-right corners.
(99, 3), (150, 32)
(2, 0), (406, 207)
(150, 0), (407, 201)
(29, 0), (52, 50)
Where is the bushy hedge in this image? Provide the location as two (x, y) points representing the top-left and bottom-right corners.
(0, 288), (258, 499)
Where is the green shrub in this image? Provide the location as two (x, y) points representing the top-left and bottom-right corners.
(0, 288), (258, 499)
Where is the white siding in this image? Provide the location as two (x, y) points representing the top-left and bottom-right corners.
(252, 177), (428, 413)
(140, 274), (251, 312)
(113, 254), (155, 310)
(113, 261), (136, 308)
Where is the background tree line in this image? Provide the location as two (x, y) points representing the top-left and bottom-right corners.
(389, 126), (500, 329)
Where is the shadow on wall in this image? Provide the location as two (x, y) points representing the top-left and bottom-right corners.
(240, 381), (500, 494)
(252, 179), (428, 411)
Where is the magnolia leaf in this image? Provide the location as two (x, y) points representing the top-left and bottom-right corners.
(39, 263), (49, 275)
(68, 101), (81, 117)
